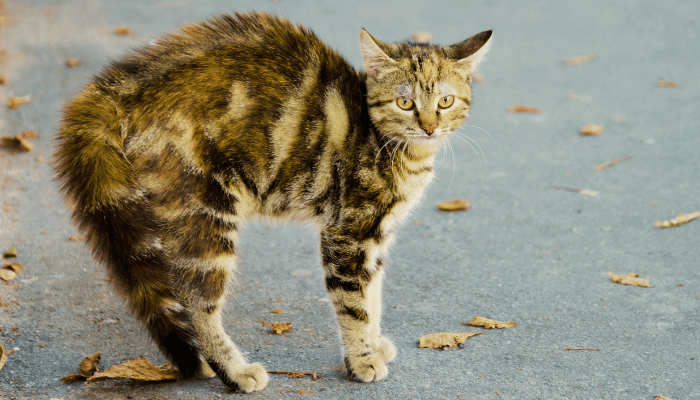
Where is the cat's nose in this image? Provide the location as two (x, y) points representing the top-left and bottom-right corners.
(420, 121), (437, 135)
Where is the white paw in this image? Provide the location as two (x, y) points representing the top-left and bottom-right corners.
(345, 352), (389, 382)
(197, 361), (217, 379)
(232, 362), (269, 393)
(374, 336), (396, 363)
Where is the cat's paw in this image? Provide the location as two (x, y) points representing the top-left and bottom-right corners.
(374, 336), (397, 363)
(231, 362), (269, 393)
(344, 352), (389, 382)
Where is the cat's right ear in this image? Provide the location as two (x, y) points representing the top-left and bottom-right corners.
(360, 29), (396, 79)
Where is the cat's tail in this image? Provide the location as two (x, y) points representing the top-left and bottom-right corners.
(53, 84), (204, 377)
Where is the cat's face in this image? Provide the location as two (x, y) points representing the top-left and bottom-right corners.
(361, 30), (491, 147)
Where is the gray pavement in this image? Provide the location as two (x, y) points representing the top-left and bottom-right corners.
(1, 0), (699, 399)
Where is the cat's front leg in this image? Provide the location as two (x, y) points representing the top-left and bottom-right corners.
(321, 230), (396, 382)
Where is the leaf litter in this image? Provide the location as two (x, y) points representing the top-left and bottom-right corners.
(0, 342), (8, 371)
(436, 199), (470, 211)
(418, 332), (483, 349)
(463, 316), (517, 329)
(608, 272), (652, 288)
(655, 211), (699, 228)
(0, 262), (24, 282)
(262, 320), (293, 334)
(62, 354), (179, 383)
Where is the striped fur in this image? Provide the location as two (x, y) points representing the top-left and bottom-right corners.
(53, 12), (491, 392)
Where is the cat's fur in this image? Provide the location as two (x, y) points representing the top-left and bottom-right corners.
(54, 12), (491, 393)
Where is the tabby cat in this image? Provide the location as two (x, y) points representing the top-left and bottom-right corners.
(54, 12), (491, 393)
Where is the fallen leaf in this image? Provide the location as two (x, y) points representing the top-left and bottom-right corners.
(593, 154), (634, 171)
(655, 395), (674, 400)
(563, 55), (596, 65)
(506, 105), (541, 113)
(1, 135), (33, 152)
(0, 76), (6, 85)
(578, 189), (599, 197)
(262, 321), (292, 335)
(269, 370), (322, 380)
(656, 81), (678, 88)
(68, 236), (86, 241)
(0, 263), (23, 282)
(270, 309), (284, 314)
(8, 96), (32, 109)
(655, 211), (700, 228)
(411, 31), (433, 43)
(417, 332), (483, 349)
(436, 199), (470, 211)
(87, 356), (179, 382)
(0, 343), (7, 371)
(61, 352), (101, 382)
(608, 272), (652, 288)
(3, 246), (17, 258)
(580, 124), (604, 136)
(65, 58), (81, 68)
(463, 316), (517, 329)
(114, 26), (132, 36)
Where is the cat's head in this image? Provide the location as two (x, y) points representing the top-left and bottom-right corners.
(360, 29), (491, 147)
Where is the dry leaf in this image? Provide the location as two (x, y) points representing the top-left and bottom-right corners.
(655, 211), (700, 228)
(0, 76), (6, 85)
(463, 316), (517, 329)
(68, 236), (86, 241)
(436, 199), (470, 211)
(0, 263), (23, 282)
(418, 332), (483, 349)
(269, 370), (322, 380)
(61, 352), (101, 382)
(262, 321), (292, 335)
(270, 309), (284, 314)
(411, 31), (433, 43)
(114, 26), (132, 36)
(8, 96), (32, 110)
(655, 395), (673, 400)
(593, 154), (634, 171)
(563, 55), (596, 65)
(3, 246), (17, 258)
(87, 356), (179, 382)
(1, 134), (33, 152)
(506, 105), (541, 113)
(65, 58), (81, 68)
(0, 343), (7, 371)
(656, 81), (678, 88)
(580, 124), (604, 136)
(608, 272), (652, 288)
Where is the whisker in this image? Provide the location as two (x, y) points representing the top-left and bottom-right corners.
(453, 132), (485, 171)
(375, 136), (397, 166)
(463, 124), (495, 145)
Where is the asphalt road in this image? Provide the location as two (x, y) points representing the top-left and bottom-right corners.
(1, 1), (699, 399)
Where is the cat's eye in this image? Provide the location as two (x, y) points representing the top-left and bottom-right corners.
(438, 95), (454, 109)
(396, 97), (414, 110)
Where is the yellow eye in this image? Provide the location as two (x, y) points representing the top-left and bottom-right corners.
(396, 97), (414, 110)
(438, 95), (454, 108)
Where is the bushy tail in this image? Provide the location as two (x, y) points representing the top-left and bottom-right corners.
(54, 84), (203, 377)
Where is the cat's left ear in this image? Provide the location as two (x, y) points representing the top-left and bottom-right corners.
(450, 30), (493, 73)
(360, 29), (396, 79)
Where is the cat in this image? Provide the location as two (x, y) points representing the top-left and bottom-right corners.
(53, 12), (491, 393)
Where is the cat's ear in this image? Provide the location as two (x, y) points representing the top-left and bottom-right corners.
(360, 29), (396, 79)
(450, 30), (493, 73)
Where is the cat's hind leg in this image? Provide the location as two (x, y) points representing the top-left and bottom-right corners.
(168, 211), (268, 393)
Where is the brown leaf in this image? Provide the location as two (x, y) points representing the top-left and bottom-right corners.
(0, 76), (6, 85)
(61, 352), (101, 382)
(436, 199), (470, 211)
(8, 96), (31, 110)
(411, 31), (433, 43)
(68, 236), (86, 242)
(563, 55), (596, 65)
(3, 246), (17, 258)
(655, 211), (700, 228)
(463, 316), (517, 329)
(506, 105), (541, 113)
(593, 154), (634, 171)
(270, 309), (284, 314)
(417, 332), (483, 349)
(0, 343), (7, 371)
(262, 321), (293, 335)
(65, 58), (81, 68)
(655, 395), (674, 400)
(0, 263), (23, 282)
(580, 124), (604, 136)
(608, 272), (652, 288)
(656, 81), (678, 88)
(114, 26), (132, 36)
(87, 356), (179, 382)
(285, 390), (313, 395)
(269, 370), (322, 380)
